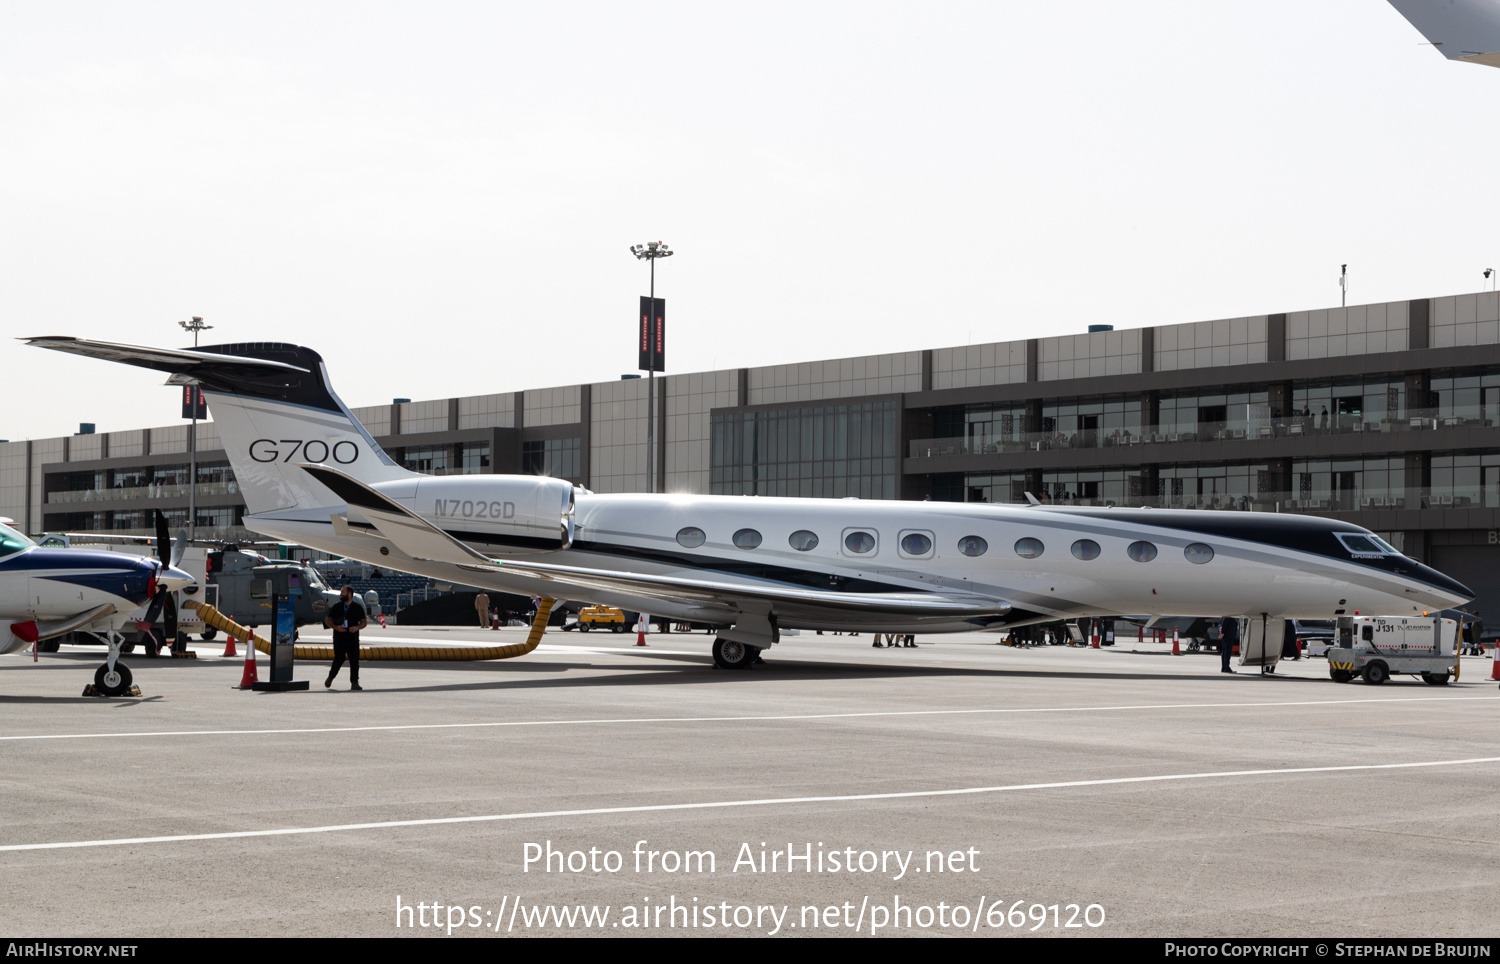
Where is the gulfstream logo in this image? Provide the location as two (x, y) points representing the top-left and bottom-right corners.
(434, 500), (517, 520)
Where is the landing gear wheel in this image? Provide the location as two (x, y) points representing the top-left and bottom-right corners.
(1422, 672), (1451, 686)
(1363, 662), (1390, 685)
(712, 638), (757, 670)
(94, 662), (133, 697)
(201, 626), (217, 641)
(1330, 669), (1354, 683)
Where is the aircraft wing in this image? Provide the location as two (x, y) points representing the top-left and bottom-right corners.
(298, 464), (1012, 621)
(1386, 0), (1500, 67)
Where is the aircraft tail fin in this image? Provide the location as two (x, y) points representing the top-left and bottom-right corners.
(1386, 0), (1500, 67)
(24, 337), (412, 515)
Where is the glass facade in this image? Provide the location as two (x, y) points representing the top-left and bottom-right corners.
(523, 438), (580, 481)
(711, 400), (899, 499)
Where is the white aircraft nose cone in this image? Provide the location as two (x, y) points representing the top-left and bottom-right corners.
(159, 565), (196, 592)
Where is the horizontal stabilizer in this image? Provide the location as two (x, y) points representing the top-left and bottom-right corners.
(1387, 0), (1500, 66)
(297, 465), (492, 565)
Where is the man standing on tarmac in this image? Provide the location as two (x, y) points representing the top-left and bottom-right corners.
(1218, 615), (1239, 674)
(475, 590), (490, 629)
(325, 585), (368, 691)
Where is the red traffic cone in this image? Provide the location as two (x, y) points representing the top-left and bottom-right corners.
(222, 634), (237, 658)
(238, 641), (259, 689)
(1090, 629), (1100, 649)
(1171, 627), (1181, 656)
(380, 614), (387, 629)
(1489, 646), (1500, 682)
(636, 614), (648, 647)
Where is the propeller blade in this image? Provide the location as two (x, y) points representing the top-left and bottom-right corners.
(138, 588), (166, 630)
(154, 510), (170, 565)
(162, 592), (178, 644)
(171, 528), (188, 568)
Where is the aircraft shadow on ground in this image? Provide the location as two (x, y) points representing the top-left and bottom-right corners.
(4, 648), (1339, 697)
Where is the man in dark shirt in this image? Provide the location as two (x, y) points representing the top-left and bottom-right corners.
(1219, 615), (1239, 674)
(325, 585), (368, 691)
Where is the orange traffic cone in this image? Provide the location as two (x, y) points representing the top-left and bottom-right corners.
(1171, 627), (1181, 656)
(636, 614), (648, 647)
(1090, 628), (1100, 649)
(238, 641), (259, 689)
(379, 614), (387, 629)
(1489, 646), (1500, 682)
(222, 634), (237, 658)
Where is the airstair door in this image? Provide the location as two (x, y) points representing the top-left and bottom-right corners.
(1238, 615), (1287, 670)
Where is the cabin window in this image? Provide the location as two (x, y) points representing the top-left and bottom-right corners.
(788, 530), (819, 551)
(899, 531), (933, 557)
(957, 535), (988, 557)
(1014, 537), (1045, 559)
(1184, 543), (1214, 564)
(1127, 541), (1157, 562)
(1071, 539), (1101, 561)
(676, 527), (706, 548)
(844, 530), (876, 554)
(732, 528), (762, 549)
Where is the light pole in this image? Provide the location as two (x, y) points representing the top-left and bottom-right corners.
(179, 316), (212, 543)
(630, 241), (672, 494)
(1340, 264), (1348, 308)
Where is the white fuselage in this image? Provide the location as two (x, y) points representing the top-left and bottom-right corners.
(249, 486), (1468, 633)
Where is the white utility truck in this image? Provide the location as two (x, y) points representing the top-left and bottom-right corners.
(1326, 614), (1459, 686)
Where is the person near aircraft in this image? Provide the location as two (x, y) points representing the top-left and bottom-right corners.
(324, 584), (367, 691)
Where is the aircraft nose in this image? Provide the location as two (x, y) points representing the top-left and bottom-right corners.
(1412, 561), (1473, 606)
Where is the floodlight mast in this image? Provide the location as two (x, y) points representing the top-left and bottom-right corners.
(630, 242), (672, 494)
(178, 316), (213, 543)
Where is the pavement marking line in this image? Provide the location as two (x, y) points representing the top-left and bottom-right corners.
(4, 694), (1495, 743)
(5, 755), (1500, 853)
(5, 692), (1494, 746)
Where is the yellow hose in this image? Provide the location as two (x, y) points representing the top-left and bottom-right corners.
(183, 598), (556, 661)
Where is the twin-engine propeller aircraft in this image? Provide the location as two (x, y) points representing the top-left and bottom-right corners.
(27, 338), (1472, 669)
(0, 509), (194, 693)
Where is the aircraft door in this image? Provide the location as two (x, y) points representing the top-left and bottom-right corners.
(1239, 615), (1287, 670)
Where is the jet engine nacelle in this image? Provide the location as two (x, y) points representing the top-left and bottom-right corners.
(375, 474), (576, 555)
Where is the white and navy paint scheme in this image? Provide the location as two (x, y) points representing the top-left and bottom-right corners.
(0, 516), (193, 693)
(28, 337), (1473, 670)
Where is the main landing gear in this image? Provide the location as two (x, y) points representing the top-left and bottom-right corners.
(712, 637), (761, 670)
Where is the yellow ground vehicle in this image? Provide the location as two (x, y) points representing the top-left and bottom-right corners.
(577, 605), (627, 632)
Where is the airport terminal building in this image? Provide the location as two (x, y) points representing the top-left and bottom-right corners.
(7, 290), (1500, 620)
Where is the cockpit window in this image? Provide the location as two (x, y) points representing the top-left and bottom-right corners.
(0, 521), (35, 559)
(1337, 533), (1395, 556)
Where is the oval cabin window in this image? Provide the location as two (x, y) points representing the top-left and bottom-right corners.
(1071, 539), (1101, 561)
(1014, 537), (1045, 559)
(676, 527), (706, 549)
(732, 528), (762, 549)
(788, 530), (819, 551)
(957, 535), (988, 557)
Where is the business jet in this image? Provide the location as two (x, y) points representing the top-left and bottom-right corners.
(26, 338), (1472, 670)
(0, 510), (195, 694)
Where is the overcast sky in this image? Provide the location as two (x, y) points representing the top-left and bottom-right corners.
(3, 1), (1497, 440)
